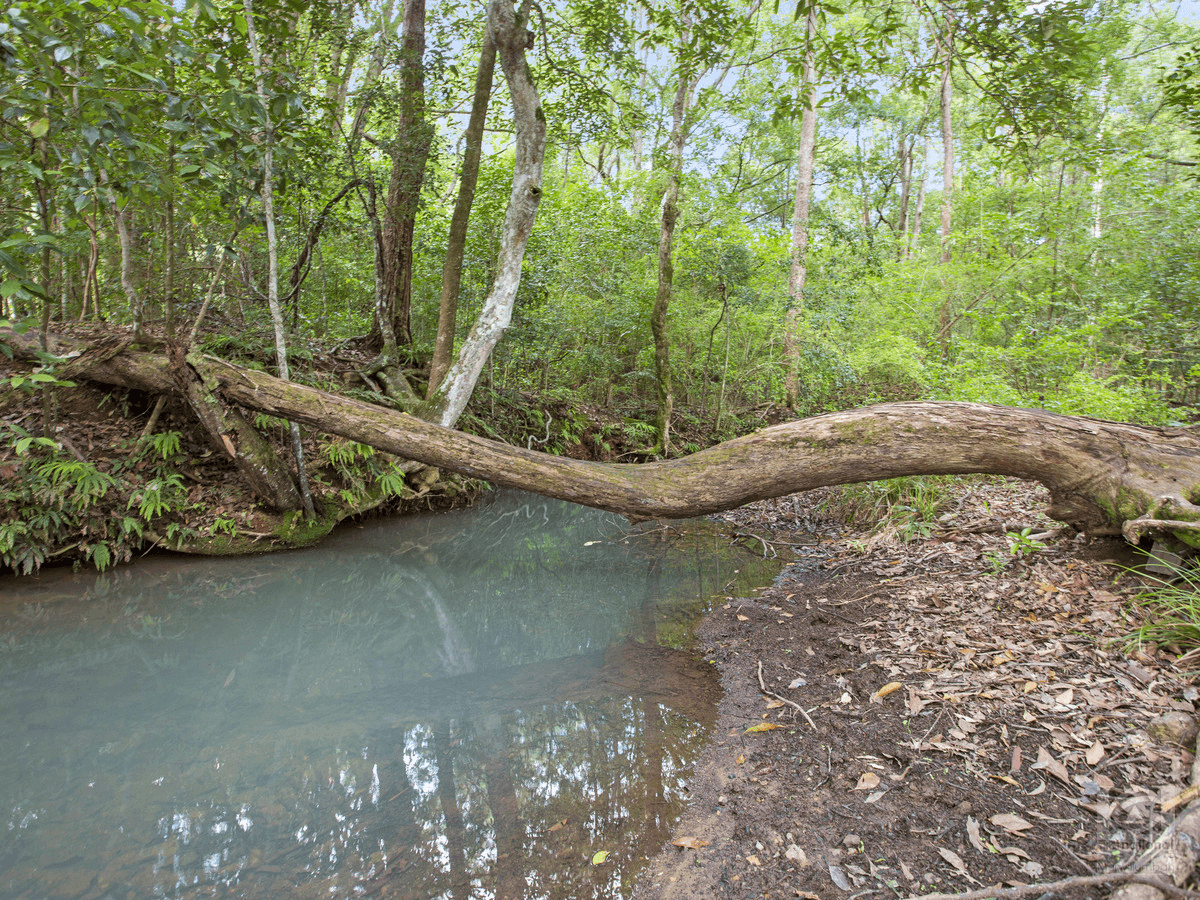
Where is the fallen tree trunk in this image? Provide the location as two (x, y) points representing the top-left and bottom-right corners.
(199, 355), (1200, 539)
(8, 332), (1200, 541)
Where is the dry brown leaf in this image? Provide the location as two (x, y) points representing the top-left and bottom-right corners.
(994, 845), (1030, 860)
(1085, 741), (1105, 766)
(854, 772), (881, 791)
(1010, 745), (1022, 773)
(966, 816), (987, 854)
(671, 836), (710, 850)
(764, 699), (786, 709)
(938, 846), (969, 875)
(745, 854), (761, 866)
(907, 686), (928, 715)
(1032, 746), (1071, 784)
(870, 681), (903, 703)
(1053, 688), (1075, 706)
(990, 812), (1034, 834)
(736, 614), (750, 622)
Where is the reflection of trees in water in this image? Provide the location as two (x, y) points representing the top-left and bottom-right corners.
(0, 493), (775, 898)
(350, 696), (709, 900)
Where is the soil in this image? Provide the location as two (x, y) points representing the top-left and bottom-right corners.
(633, 481), (1199, 900)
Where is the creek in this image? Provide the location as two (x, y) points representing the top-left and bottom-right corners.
(0, 491), (784, 900)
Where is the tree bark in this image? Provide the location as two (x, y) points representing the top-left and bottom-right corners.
(377, 0), (433, 349)
(938, 18), (955, 265)
(652, 36), (697, 455)
(419, 0), (545, 429)
(14, 330), (1198, 543)
(784, 4), (819, 412)
(244, 0), (315, 516)
(428, 31), (496, 397)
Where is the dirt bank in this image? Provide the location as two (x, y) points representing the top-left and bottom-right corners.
(633, 480), (1196, 900)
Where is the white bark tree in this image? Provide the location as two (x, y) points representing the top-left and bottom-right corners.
(419, 0), (546, 429)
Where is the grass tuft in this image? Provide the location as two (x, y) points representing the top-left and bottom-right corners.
(1123, 555), (1200, 669)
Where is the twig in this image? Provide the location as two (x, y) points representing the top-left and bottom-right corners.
(756, 659), (817, 731)
(735, 531), (776, 558)
(902, 872), (1200, 900)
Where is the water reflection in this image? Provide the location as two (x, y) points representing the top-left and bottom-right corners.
(0, 492), (780, 899)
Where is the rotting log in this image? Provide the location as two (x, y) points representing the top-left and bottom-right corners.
(177, 349), (302, 511)
(7, 331), (1200, 542)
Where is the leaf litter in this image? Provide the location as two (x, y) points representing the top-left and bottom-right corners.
(633, 479), (1197, 900)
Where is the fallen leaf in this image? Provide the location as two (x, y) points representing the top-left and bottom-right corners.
(737, 614), (750, 622)
(1085, 741), (1105, 766)
(907, 686), (928, 715)
(785, 845), (810, 866)
(591, 850), (609, 865)
(672, 836), (710, 850)
(828, 863), (852, 890)
(870, 681), (903, 702)
(765, 699), (786, 709)
(1019, 861), (1044, 878)
(1053, 688), (1075, 706)
(854, 772), (881, 791)
(1032, 746), (1071, 785)
(966, 817), (987, 854)
(746, 854), (762, 866)
(548, 819), (566, 833)
(1023, 681), (1038, 693)
(990, 813), (1034, 834)
(744, 723), (782, 734)
(994, 845), (1030, 860)
(1010, 745), (1022, 773)
(939, 847), (970, 876)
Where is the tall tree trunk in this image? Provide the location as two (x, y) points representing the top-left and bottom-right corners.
(378, 0), (433, 349)
(907, 136), (928, 259)
(652, 34), (696, 454)
(428, 31), (496, 396)
(896, 134), (912, 258)
(938, 19), (954, 265)
(244, 0), (315, 518)
(784, 4), (818, 411)
(165, 149), (176, 338)
(419, 0), (545, 429)
(100, 170), (146, 345)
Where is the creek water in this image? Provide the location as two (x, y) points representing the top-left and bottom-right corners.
(0, 491), (783, 900)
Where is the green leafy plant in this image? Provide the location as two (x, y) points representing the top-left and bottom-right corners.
(208, 517), (238, 537)
(128, 474), (187, 520)
(1005, 527), (1047, 559)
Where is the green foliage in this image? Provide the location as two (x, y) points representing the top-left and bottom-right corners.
(314, 436), (411, 507)
(0, 424), (195, 573)
(1123, 557), (1200, 669)
(825, 476), (954, 542)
